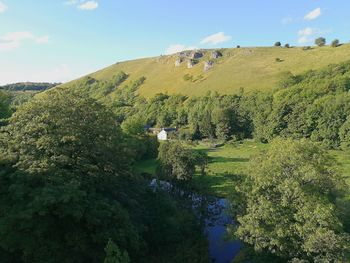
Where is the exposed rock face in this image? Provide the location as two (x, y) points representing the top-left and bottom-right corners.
(187, 60), (194, 68)
(179, 51), (191, 58)
(212, 50), (223, 59)
(190, 51), (203, 59)
(175, 58), (182, 67)
(204, 61), (214, 71)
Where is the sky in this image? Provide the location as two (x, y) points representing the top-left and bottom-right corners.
(1, 0), (350, 85)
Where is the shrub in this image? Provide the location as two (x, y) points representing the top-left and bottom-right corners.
(284, 43), (290, 48)
(331, 39), (340, 47)
(275, 58), (283, 62)
(315, 37), (326, 47)
(274, 41), (281, 47)
(183, 74), (193, 82)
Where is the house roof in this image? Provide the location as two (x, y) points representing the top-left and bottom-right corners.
(162, 128), (177, 132)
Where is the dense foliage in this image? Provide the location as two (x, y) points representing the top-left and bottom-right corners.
(0, 90), (208, 263)
(67, 62), (350, 151)
(232, 139), (349, 262)
(0, 82), (58, 92)
(0, 91), (11, 120)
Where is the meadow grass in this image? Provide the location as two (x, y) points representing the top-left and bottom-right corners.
(134, 139), (350, 198)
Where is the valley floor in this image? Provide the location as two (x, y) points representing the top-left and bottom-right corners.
(134, 139), (350, 261)
(135, 139), (350, 197)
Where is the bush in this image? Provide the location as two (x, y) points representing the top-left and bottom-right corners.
(236, 45), (241, 48)
(157, 142), (196, 182)
(331, 39), (340, 47)
(274, 41), (281, 47)
(315, 37), (326, 47)
(302, 46), (311, 51)
(284, 43), (290, 48)
(183, 74), (193, 82)
(275, 58), (283, 62)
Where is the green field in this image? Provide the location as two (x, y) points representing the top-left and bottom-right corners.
(62, 44), (350, 97)
(135, 140), (350, 197)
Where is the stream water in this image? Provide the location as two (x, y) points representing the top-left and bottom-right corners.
(150, 179), (242, 262)
(205, 198), (241, 263)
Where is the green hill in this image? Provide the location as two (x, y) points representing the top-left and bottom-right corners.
(61, 44), (350, 97)
(0, 82), (58, 92)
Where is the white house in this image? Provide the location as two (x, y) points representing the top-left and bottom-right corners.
(157, 129), (168, 141)
(157, 128), (177, 141)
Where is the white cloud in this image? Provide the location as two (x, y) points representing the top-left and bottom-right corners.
(78, 1), (98, 10)
(36, 35), (50, 44)
(0, 41), (20, 51)
(298, 36), (310, 44)
(64, 0), (78, 5)
(0, 1), (7, 13)
(200, 32), (231, 45)
(64, 0), (98, 10)
(165, 44), (198, 55)
(304, 7), (321, 20)
(297, 27), (332, 44)
(0, 31), (49, 52)
(298, 27), (314, 43)
(298, 27), (314, 36)
(2, 31), (34, 42)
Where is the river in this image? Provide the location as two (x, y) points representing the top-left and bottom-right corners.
(150, 179), (242, 262)
(205, 198), (241, 263)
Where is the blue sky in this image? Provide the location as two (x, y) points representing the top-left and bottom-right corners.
(0, 0), (350, 84)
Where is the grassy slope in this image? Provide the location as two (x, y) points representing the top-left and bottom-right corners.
(63, 44), (350, 97)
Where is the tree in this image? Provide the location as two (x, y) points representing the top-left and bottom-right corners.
(274, 41), (281, 47)
(331, 39), (340, 47)
(0, 90), (141, 262)
(339, 116), (350, 150)
(1, 89), (131, 175)
(193, 151), (209, 176)
(284, 43), (290, 48)
(0, 90), (11, 120)
(121, 114), (146, 136)
(315, 37), (326, 47)
(157, 142), (196, 181)
(212, 107), (232, 141)
(232, 139), (349, 262)
(104, 239), (130, 263)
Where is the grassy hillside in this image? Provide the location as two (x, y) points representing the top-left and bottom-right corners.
(62, 44), (350, 97)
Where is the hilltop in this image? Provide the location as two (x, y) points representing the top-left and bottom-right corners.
(1, 82), (59, 107)
(60, 44), (350, 97)
(0, 82), (59, 92)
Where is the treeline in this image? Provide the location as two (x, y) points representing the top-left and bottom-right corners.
(99, 60), (350, 149)
(0, 82), (59, 92)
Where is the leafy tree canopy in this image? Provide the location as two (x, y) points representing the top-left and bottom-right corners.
(233, 138), (349, 262)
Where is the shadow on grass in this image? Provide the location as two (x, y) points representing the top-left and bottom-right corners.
(210, 156), (249, 163)
(191, 172), (242, 197)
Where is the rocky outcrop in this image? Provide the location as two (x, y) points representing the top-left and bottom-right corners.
(204, 61), (214, 71)
(179, 51), (191, 58)
(190, 51), (203, 59)
(212, 50), (223, 59)
(175, 58), (182, 67)
(187, 59), (195, 68)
